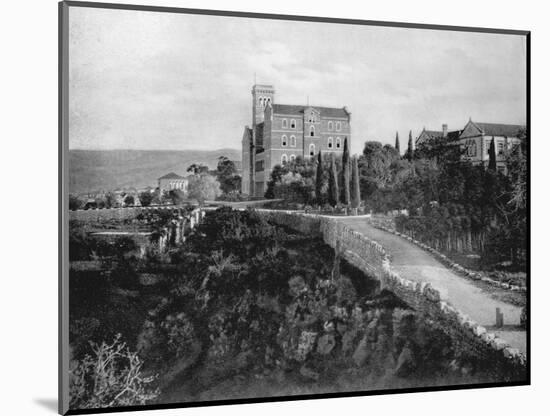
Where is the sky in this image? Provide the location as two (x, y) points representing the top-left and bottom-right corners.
(69, 7), (527, 156)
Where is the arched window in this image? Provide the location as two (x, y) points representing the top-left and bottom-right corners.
(290, 119), (296, 129)
(328, 121), (333, 131)
(290, 135), (296, 147)
(336, 137), (341, 148)
(290, 154), (296, 162)
(310, 125), (315, 137)
(309, 144), (315, 157)
(282, 119), (288, 128)
(267, 97), (271, 106)
(336, 121), (341, 131)
(258, 97), (263, 106)
(281, 135), (288, 147)
(328, 137), (333, 149)
(281, 154), (288, 164)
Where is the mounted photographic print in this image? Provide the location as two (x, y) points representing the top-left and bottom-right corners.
(59, 1), (530, 414)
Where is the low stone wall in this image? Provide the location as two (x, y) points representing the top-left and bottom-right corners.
(69, 205), (184, 222)
(258, 210), (526, 377)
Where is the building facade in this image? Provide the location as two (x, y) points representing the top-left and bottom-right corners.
(416, 123), (462, 146)
(242, 84), (351, 197)
(158, 172), (188, 193)
(415, 120), (525, 175)
(458, 120), (524, 174)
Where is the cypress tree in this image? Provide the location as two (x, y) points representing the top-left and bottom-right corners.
(315, 150), (323, 204)
(488, 136), (497, 171)
(395, 131), (401, 154)
(351, 156), (361, 208)
(406, 130), (414, 161)
(342, 137), (351, 205)
(328, 153), (339, 207)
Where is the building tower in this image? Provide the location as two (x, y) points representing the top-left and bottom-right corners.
(249, 84), (275, 196)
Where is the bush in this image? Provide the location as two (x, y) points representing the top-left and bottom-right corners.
(69, 334), (159, 409)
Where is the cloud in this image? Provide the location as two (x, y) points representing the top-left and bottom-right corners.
(68, 8), (526, 156)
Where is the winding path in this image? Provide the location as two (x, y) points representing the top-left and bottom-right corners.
(338, 217), (526, 353)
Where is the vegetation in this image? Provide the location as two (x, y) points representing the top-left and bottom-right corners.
(70, 335), (159, 409)
(69, 208), (515, 409)
(187, 173), (222, 204)
(215, 156), (242, 195)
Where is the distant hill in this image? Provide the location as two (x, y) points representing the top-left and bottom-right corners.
(69, 149), (241, 194)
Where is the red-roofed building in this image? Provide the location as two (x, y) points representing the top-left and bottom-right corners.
(241, 84), (351, 196)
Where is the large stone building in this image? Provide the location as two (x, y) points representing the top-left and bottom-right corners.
(458, 120), (524, 174)
(242, 84), (351, 197)
(416, 120), (525, 174)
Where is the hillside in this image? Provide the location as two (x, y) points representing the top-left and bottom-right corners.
(69, 149), (241, 194)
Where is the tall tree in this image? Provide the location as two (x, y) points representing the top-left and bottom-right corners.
(405, 130), (414, 161)
(342, 137), (351, 205)
(488, 136), (497, 171)
(328, 154), (339, 207)
(395, 131), (401, 154)
(351, 156), (361, 208)
(315, 150), (323, 204)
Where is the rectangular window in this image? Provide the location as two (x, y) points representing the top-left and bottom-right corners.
(498, 142), (504, 155)
(255, 160), (264, 172)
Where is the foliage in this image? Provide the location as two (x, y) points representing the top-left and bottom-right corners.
(395, 131), (401, 154)
(216, 156), (242, 195)
(187, 174), (221, 205)
(138, 191), (154, 207)
(341, 138), (351, 205)
(315, 151), (324, 204)
(264, 156), (316, 204)
(404, 130), (414, 161)
(488, 137), (497, 171)
(351, 156), (361, 208)
(69, 334), (159, 409)
(186, 163), (209, 175)
(124, 195), (135, 206)
(328, 154), (339, 207)
(69, 194), (83, 211)
(166, 189), (186, 206)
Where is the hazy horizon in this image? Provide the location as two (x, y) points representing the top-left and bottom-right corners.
(69, 7), (527, 155)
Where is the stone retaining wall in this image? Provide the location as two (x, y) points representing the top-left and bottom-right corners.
(258, 210), (526, 377)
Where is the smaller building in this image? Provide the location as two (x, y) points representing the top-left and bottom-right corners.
(416, 123), (462, 146)
(158, 172), (188, 193)
(458, 120), (525, 174)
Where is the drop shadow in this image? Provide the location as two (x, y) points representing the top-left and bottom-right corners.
(34, 398), (58, 413)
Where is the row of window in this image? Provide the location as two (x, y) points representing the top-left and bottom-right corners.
(328, 137), (342, 149)
(485, 140), (505, 155)
(280, 144), (317, 164)
(258, 96), (272, 108)
(280, 135), (343, 148)
(281, 119), (297, 129)
(465, 139), (507, 158)
(281, 135), (296, 147)
(281, 154), (297, 164)
(280, 119), (343, 131)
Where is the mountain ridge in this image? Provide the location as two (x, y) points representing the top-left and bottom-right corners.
(69, 149), (241, 194)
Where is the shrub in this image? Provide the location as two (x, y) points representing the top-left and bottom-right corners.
(69, 334), (159, 409)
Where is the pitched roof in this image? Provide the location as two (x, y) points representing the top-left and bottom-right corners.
(417, 129), (462, 143)
(472, 121), (524, 137)
(272, 104), (349, 118)
(158, 172), (185, 180)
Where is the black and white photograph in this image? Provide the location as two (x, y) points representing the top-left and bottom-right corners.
(59, 1), (529, 414)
